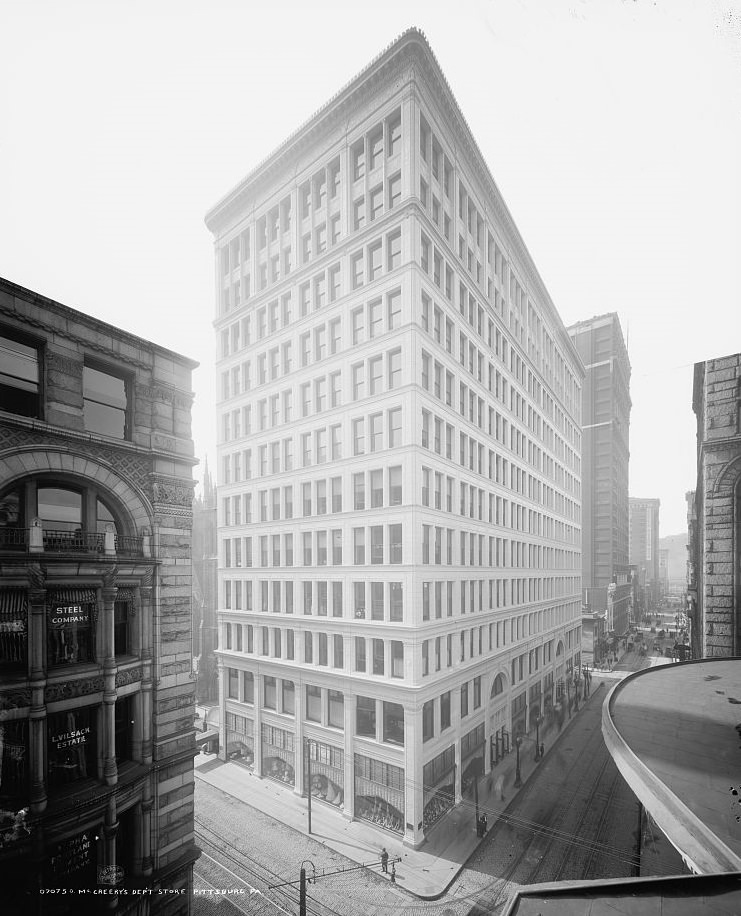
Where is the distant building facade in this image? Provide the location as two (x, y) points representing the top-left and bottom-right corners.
(206, 29), (584, 848)
(193, 462), (218, 703)
(567, 314), (631, 648)
(0, 278), (199, 913)
(629, 498), (661, 613)
(688, 352), (741, 657)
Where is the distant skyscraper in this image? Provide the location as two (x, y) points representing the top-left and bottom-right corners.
(568, 313), (631, 646)
(206, 29), (584, 848)
(629, 498), (661, 611)
(688, 352), (741, 657)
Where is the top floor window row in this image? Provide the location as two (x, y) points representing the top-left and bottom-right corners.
(351, 107), (402, 182)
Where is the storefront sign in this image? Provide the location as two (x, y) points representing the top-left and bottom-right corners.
(50, 605), (89, 627)
(48, 831), (93, 877)
(50, 726), (91, 750)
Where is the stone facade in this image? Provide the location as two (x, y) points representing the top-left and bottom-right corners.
(206, 28), (584, 849)
(689, 353), (741, 657)
(0, 278), (199, 914)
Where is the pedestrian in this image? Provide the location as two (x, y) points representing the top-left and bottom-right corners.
(539, 743), (544, 758)
(380, 847), (388, 873)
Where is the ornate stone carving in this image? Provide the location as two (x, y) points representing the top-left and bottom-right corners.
(0, 687), (32, 710)
(45, 677), (104, 703)
(115, 667), (143, 688)
(46, 352), (82, 376)
(27, 563), (45, 592)
(152, 479), (195, 506)
(102, 567), (119, 591)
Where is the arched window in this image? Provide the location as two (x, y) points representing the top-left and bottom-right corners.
(0, 478), (134, 553)
(490, 673), (505, 698)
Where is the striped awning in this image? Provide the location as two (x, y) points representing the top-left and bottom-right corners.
(48, 588), (97, 606)
(0, 589), (28, 621)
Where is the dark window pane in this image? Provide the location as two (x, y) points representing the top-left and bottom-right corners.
(83, 366), (127, 438)
(0, 333), (40, 418)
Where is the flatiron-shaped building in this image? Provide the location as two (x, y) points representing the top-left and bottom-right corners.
(206, 29), (584, 848)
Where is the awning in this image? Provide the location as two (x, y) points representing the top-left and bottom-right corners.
(48, 588), (98, 606)
(0, 589), (28, 620)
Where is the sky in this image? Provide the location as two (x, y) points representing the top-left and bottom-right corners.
(1, 0), (740, 536)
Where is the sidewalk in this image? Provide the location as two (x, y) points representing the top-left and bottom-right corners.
(194, 681), (606, 900)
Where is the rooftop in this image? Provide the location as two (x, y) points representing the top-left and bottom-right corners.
(602, 658), (741, 874)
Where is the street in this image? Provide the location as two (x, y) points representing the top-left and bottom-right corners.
(192, 647), (678, 916)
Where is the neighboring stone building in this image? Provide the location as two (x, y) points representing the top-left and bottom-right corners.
(206, 29), (584, 849)
(0, 278), (199, 913)
(629, 497), (661, 613)
(688, 352), (741, 657)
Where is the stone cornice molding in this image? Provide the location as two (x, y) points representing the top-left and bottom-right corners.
(204, 28), (581, 380)
(0, 414), (198, 469)
(0, 277), (198, 371)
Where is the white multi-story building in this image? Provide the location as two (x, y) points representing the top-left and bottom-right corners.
(206, 29), (583, 848)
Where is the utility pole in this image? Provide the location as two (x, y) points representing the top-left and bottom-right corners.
(270, 855), (402, 915)
(299, 866), (307, 916)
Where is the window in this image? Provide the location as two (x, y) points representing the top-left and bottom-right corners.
(423, 700), (434, 741)
(388, 231), (401, 270)
(83, 363), (128, 438)
(283, 680), (295, 715)
(440, 691), (451, 730)
(383, 700), (404, 745)
(387, 290), (401, 329)
(370, 184), (383, 221)
(264, 676), (277, 709)
(356, 696), (375, 737)
(370, 526), (383, 564)
(368, 242), (383, 281)
(0, 329), (41, 418)
(47, 587), (95, 666)
(114, 600), (131, 656)
(306, 685), (321, 722)
(389, 524), (402, 564)
(372, 639), (384, 675)
(389, 582), (403, 621)
(388, 349), (401, 389)
(388, 174), (401, 209)
(47, 707), (96, 790)
(328, 689), (344, 727)
(370, 469), (383, 508)
(369, 413), (382, 452)
(389, 466), (402, 506)
(353, 472), (365, 510)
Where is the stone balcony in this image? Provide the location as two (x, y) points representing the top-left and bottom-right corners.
(0, 524), (149, 559)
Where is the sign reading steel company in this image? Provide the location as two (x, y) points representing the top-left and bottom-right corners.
(49, 604), (89, 627)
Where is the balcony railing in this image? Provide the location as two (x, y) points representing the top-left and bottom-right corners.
(43, 529), (105, 553)
(0, 527), (28, 550)
(0, 527), (146, 558)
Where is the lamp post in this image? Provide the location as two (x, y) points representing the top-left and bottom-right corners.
(513, 735), (523, 788)
(573, 674), (580, 712)
(533, 714), (544, 761)
(565, 677), (571, 719)
(304, 738), (317, 835)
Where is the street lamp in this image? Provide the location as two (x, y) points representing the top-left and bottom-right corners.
(533, 714), (544, 762)
(565, 677), (571, 719)
(573, 674), (580, 712)
(513, 735), (523, 788)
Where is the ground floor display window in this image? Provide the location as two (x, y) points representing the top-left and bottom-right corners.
(354, 754), (404, 834)
(0, 718), (29, 816)
(0, 589), (27, 671)
(261, 723), (295, 785)
(47, 707), (97, 789)
(47, 588), (97, 667)
(461, 723), (485, 797)
(511, 691), (527, 738)
(422, 745), (454, 832)
(306, 740), (344, 807)
(45, 828), (98, 889)
(226, 712), (254, 766)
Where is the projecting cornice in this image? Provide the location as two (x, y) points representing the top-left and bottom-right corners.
(203, 29), (581, 376)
